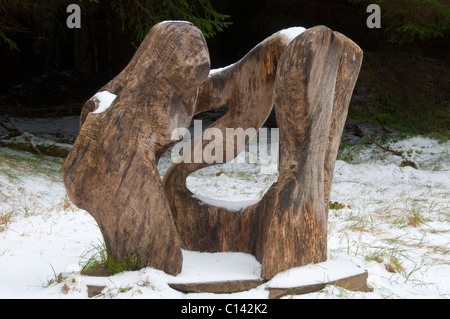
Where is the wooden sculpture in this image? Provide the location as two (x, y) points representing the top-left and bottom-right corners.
(62, 21), (210, 276)
(63, 21), (362, 280)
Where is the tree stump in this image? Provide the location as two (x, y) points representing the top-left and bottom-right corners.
(163, 26), (363, 279)
(62, 21), (210, 276)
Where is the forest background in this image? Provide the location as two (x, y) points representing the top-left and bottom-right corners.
(0, 0), (448, 136)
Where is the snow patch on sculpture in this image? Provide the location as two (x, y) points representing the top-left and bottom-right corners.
(159, 20), (193, 25)
(209, 62), (237, 76)
(193, 193), (260, 212)
(92, 91), (117, 114)
(208, 26), (305, 77)
(279, 26), (306, 42)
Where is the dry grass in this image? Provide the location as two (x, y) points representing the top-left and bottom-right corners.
(0, 211), (14, 232)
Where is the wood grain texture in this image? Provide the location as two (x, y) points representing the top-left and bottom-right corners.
(62, 22), (210, 276)
(323, 32), (364, 217)
(257, 25), (342, 278)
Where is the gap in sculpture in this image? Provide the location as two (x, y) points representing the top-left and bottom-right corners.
(184, 130), (279, 212)
(62, 21), (364, 284)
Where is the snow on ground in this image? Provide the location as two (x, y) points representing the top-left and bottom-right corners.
(0, 116), (79, 144)
(0, 116), (449, 299)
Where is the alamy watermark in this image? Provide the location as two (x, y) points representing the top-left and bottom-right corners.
(66, 4), (81, 29)
(367, 4), (381, 29)
(67, 3), (380, 30)
(66, 3), (377, 168)
(170, 120), (279, 167)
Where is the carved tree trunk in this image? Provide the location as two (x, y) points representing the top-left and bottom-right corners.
(163, 26), (362, 279)
(256, 26), (361, 279)
(62, 22), (210, 275)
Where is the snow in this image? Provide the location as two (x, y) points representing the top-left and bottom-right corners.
(92, 91), (117, 114)
(209, 62), (237, 76)
(169, 250), (261, 283)
(279, 26), (306, 41)
(0, 116), (449, 299)
(158, 20), (193, 26)
(208, 26), (306, 76)
(192, 193), (260, 211)
(0, 116), (79, 143)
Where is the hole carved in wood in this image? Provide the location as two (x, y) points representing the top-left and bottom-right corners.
(62, 22), (363, 279)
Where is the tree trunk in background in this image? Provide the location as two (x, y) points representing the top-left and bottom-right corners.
(32, 5), (60, 72)
(73, 8), (97, 75)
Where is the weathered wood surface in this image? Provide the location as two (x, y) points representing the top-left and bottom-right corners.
(163, 25), (363, 280)
(257, 26), (363, 279)
(62, 21), (210, 276)
(323, 32), (365, 218)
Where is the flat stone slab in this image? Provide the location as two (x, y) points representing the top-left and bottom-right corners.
(266, 255), (373, 298)
(169, 279), (264, 294)
(267, 271), (371, 298)
(328, 270), (373, 292)
(87, 285), (106, 298)
(166, 254), (371, 297)
(80, 267), (110, 277)
(166, 251), (263, 294)
(167, 269), (371, 297)
(268, 283), (327, 299)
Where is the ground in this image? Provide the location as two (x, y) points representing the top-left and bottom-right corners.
(0, 116), (449, 298)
